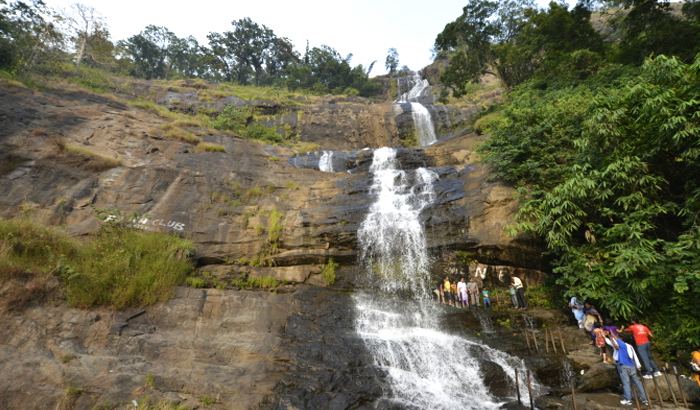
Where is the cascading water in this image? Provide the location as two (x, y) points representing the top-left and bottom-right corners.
(396, 74), (438, 147)
(355, 147), (537, 409)
(319, 150), (334, 172)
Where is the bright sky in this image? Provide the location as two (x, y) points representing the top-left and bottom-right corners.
(44, 0), (574, 76)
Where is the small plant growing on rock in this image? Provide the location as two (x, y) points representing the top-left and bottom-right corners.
(60, 353), (76, 364)
(231, 276), (280, 290)
(195, 142), (226, 153)
(496, 318), (512, 329)
(199, 395), (217, 406)
(321, 258), (338, 286)
(144, 373), (155, 388)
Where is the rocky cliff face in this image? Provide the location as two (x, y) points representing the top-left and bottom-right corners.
(0, 78), (545, 408)
(0, 80), (542, 286)
(0, 284), (386, 409)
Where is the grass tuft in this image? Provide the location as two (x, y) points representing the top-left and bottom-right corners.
(231, 275), (280, 290)
(0, 218), (195, 309)
(321, 258), (338, 286)
(161, 124), (201, 144)
(195, 142), (226, 153)
(59, 143), (122, 170)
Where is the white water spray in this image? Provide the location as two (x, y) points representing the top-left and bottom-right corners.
(319, 150), (334, 172)
(396, 74), (437, 147)
(355, 147), (537, 408)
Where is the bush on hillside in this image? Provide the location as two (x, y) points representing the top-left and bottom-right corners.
(0, 218), (195, 309)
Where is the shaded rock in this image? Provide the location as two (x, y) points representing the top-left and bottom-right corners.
(480, 359), (515, 399)
(0, 287), (299, 409)
(269, 286), (385, 409)
(576, 362), (619, 393)
(535, 394), (566, 409)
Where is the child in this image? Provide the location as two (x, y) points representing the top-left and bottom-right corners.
(482, 289), (491, 308)
(593, 324), (609, 363)
(691, 350), (700, 387)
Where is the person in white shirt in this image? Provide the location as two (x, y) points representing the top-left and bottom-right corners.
(457, 278), (468, 308)
(511, 276), (527, 309)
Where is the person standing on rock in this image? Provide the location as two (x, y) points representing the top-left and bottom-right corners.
(457, 277), (469, 308)
(452, 280), (461, 307)
(443, 277), (452, 306)
(509, 285), (519, 308)
(467, 278), (480, 307)
(435, 280), (444, 304)
(625, 319), (662, 379)
(582, 301), (603, 343)
(606, 331), (649, 406)
(568, 296), (585, 328)
(481, 288), (491, 308)
(511, 276), (527, 309)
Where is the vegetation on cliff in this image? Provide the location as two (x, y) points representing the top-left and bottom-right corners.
(0, 218), (194, 309)
(0, 2), (381, 96)
(436, 0), (699, 354)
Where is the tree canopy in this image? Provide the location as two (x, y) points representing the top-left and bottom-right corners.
(435, 0), (699, 94)
(0, 1), (382, 96)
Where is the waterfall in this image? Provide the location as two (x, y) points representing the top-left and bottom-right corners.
(355, 147), (537, 409)
(396, 74), (437, 147)
(410, 103), (438, 147)
(319, 150), (334, 172)
(357, 147), (435, 296)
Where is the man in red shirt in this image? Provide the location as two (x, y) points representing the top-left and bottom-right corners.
(625, 318), (662, 379)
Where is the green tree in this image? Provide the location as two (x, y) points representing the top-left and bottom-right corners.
(0, 0), (64, 71)
(167, 35), (205, 78)
(385, 47), (399, 75)
(435, 0), (604, 92)
(610, 0), (700, 64)
(205, 31), (236, 81)
(118, 25), (175, 79)
(483, 55), (700, 352)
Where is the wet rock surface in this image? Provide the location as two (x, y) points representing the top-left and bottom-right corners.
(268, 287), (386, 410)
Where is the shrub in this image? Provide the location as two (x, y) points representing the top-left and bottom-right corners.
(212, 105), (284, 144)
(321, 258), (338, 286)
(185, 276), (206, 288)
(61, 224), (194, 308)
(0, 218), (195, 309)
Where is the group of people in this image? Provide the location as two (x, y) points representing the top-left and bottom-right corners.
(434, 275), (528, 310)
(569, 297), (700, 405)
(435, 276), (490, 308)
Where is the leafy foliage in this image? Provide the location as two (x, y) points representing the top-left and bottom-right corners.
(212, 105), (284, 143)
(434, 0), (697, 94)
(385, 47), (399, 75)
(0, 2), (381, 96)
(481, 55), (700, 353)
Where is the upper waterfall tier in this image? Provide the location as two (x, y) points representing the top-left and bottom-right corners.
(395, 73), (438, 147)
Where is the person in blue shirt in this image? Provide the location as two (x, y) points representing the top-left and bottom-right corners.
(482, 289), (491, 308)
(606, 331), (649, 406)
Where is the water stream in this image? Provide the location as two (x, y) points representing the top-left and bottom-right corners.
(319, 150), (334, 172)
(354, 147), (536, 408)
(396, 74), (437, 147)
